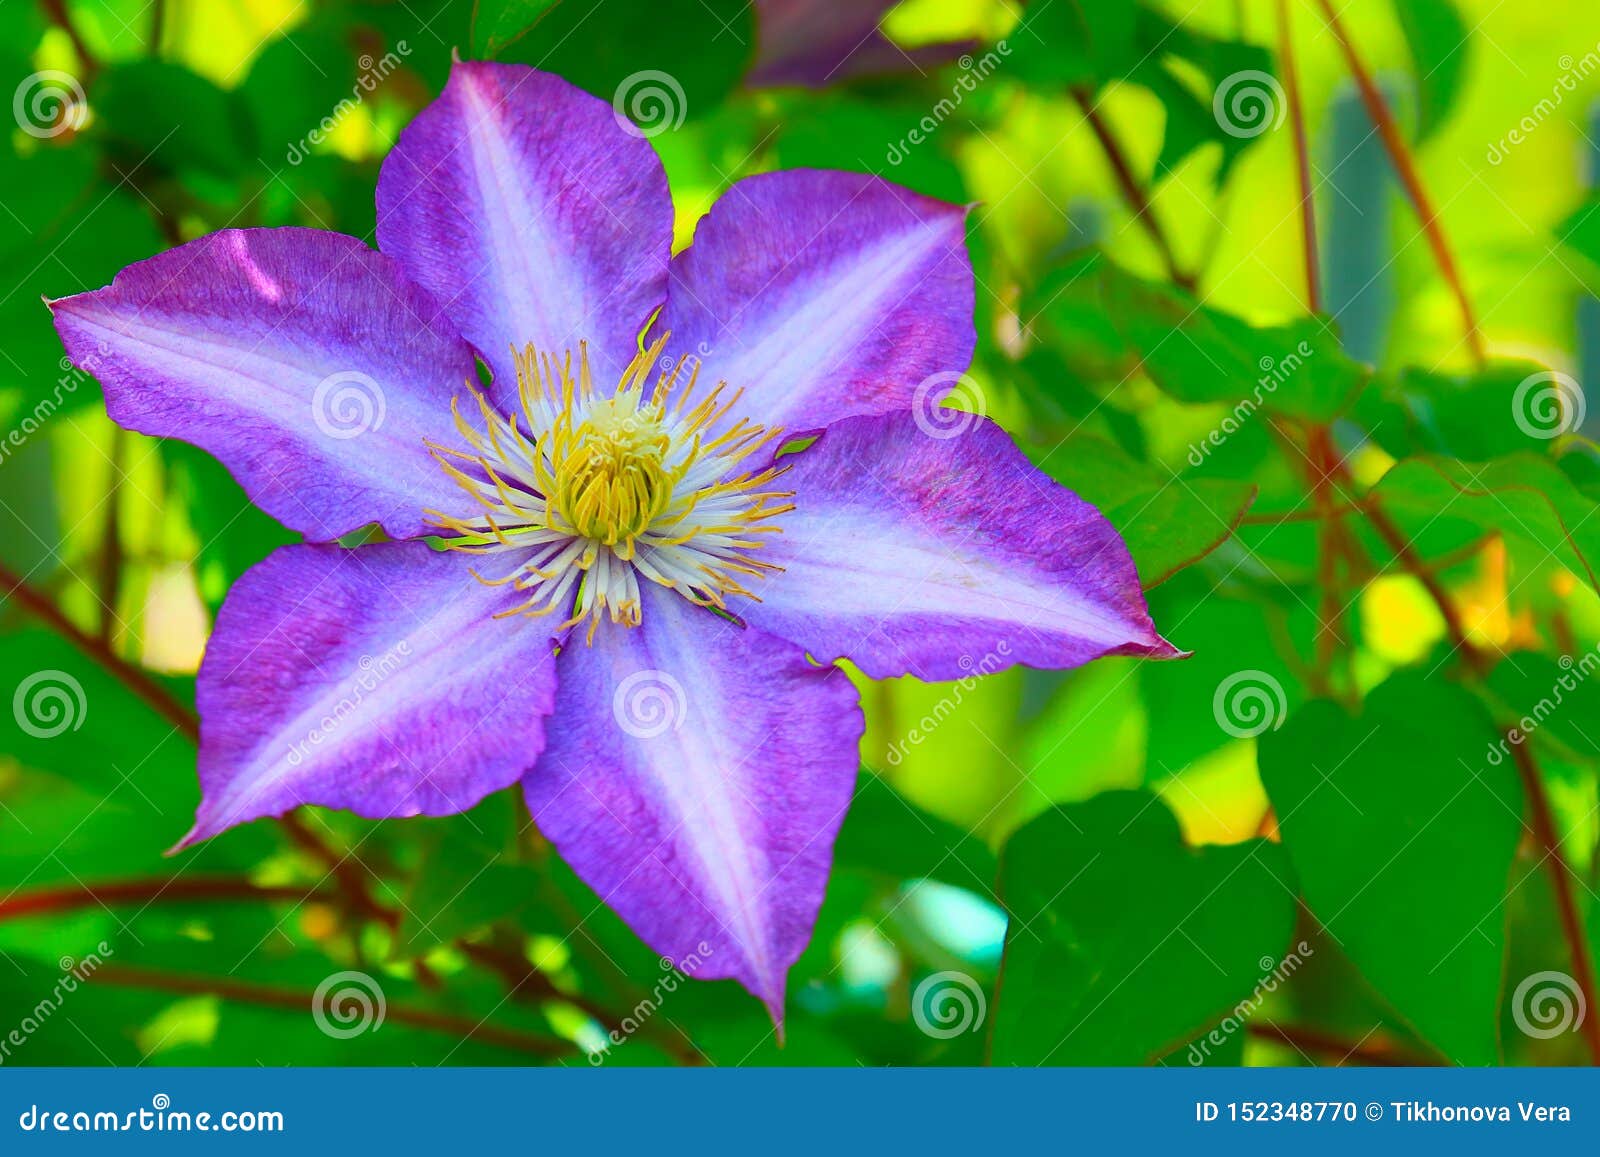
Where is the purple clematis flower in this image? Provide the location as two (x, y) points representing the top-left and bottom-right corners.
(50, 61), (1175, 1019)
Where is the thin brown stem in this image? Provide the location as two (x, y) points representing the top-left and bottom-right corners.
(88, 963), (572, 1058)
(1249, 1021), (1434, 1066)
(0, 558), (199, 740)
(1070, 88), (1196, 292)
(0, 877), (325, 921)
(1358, 494), (1486, 674)
(1508, 740), (1600, 1064)
(276, 813), (394, 928)
(1277, 0), (1321, 313)
(38, 0), (100, 80)
(148, 0), (166, 55)
(1313, 0), (1485, 365)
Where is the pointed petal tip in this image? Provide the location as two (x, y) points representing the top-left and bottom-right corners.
(762, 987), (787, 1045)
(1144, 634), (1189, 661)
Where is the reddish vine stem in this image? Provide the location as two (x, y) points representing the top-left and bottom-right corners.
(88, 963), (572, 1058)
(1276, 0), (1321, 313)
(38, 0), (100, 81)
(1070, 88), (1197, 292)
(1357, 494), (1486, 674)
(1508, 741), (1600, 1064)
(1249, 1022), (1432, 1066)
(0, 560), (398, 941)
(1313, 0), (1486, 366)
(0, 558), (199, 741)
(0, 877), (325, 920)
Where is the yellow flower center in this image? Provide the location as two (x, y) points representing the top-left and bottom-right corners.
(549, 396), (672, 548)
(423, 336), (794, 640)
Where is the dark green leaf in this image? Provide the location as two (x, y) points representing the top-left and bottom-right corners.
(1034, 435), (1255, 587)
(1390, 0), (1470, 141)
(992, 790), (1297, 1064)
(1258, 672), (1522, 1064)
(472, 0), (563, 57)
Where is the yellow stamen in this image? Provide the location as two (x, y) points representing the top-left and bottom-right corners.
(424, 335), (790, 638)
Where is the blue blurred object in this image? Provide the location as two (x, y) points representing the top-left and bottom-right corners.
(1320, 81), (1399, 365)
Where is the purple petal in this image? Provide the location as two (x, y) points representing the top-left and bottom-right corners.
(50, 228), (476, 542)
(660, 170), (974, 433)
(523, 583), (862, 1019)
(376, 61), (673, 399)
(738, 413), (1178, 681)
(185, 541), (558, 846)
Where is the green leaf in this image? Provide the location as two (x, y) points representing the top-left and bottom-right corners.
(472, 0), (563, 57)
(1027, 251), (1371, 422)
(1133, 7), (1277, 182)
(94, 61), (256, 179)
(1033, 435), (1256, 587)
(394, 797), (546, 957)
(1258, 672), (1521, 1064)
(833, 771), (998, 892)
(1357, 361), (1575, 461)
(502, 0), (753, 126)
(991, 790), (1297, 1064)
(1004, 0), (1139, 88)
(1372, 454), (1600, 595)
(1390, 0), (1470, 142)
